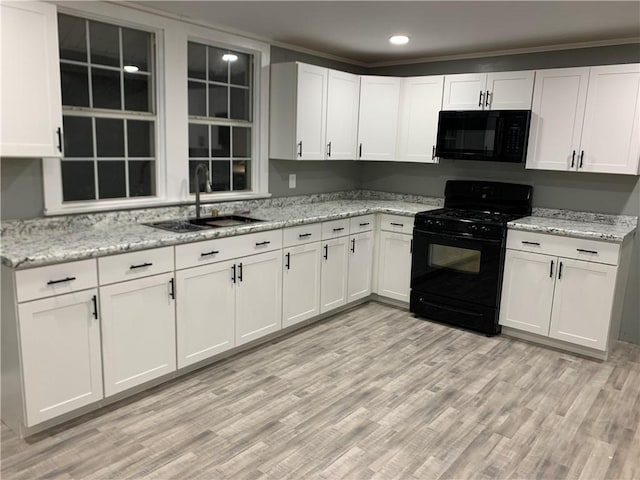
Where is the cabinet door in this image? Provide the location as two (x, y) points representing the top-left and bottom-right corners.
(236, 250), (283, 346)
(100, 273), (176, 396)
(442, 73), (487, 110)
(320, 237), (350, 312)
(397, 75), (444, 163)
(549, 259), (617, 351)
(357, 76), (401, 161)
(326, 69), (360, 160)
(283, 243), (321, 328)
(347, 231), (374, 302)
(579, 64), (640, 174)
(0, 1), (62, 157)
(176, 260), (236, 369)
(377, 231), (412, 302)
(499, 250), (556, 336)
(486, 71), (535, 110)
(18, 290), (103, 426)
(526, 67), (589, 172)
(296, 63), (328, 160)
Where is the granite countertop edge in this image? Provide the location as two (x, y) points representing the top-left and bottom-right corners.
(2, 196), (637, 269)
(1, 203), (431, 269)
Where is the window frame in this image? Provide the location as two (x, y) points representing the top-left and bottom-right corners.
(42, 2), (270, 215)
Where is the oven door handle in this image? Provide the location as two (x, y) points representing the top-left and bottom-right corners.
(415, 297), (485, 318)
(414, 230), (503, 245)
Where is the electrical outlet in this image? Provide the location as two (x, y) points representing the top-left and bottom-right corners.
(289, 173), (296, 189)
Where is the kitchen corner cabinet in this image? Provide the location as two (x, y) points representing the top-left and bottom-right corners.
(442, 71), (534, 111)
(176, 260), (236, 368)
(500, 230), (627, 354)
(0, 1), (62, 157)
(269, 62), (359, 160)
(235, 250), (283, 346)
(527, 63), (640, 175)
(357, 76), (402, 161)
(100, 273), (177, 396)
(18, 290), (103, 426)
(396, 76), (444, 163)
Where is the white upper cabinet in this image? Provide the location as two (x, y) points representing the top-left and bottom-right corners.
(579, 64), (640, 175)
(526, 68), (590, 172)
(325, 69), (360, 160)
(442, 71), (534, 110)
(357, 76), (402, 161)
(527, 63), (640, 175)
(270, 62), (358, 160)
(486, 71), (535, 109)
(442, 73), (487, 110)
(0, 1), (62, 157)
(397, 76), (444, 163)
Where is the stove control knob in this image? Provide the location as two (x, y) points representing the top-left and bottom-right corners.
(436, 221), (444, 227)
(426, 219), (433, 225)
(471, 225), (478, 232)
(481, 226), (490, 232)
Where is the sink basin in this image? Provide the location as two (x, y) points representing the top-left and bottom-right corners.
(146, 215), (264, 233)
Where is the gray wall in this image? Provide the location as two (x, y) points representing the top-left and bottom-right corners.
(1, 158), (44, 220)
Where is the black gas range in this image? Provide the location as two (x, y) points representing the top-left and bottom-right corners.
(410, 180), (533, 335)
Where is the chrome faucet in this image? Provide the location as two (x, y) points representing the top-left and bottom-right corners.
(193, 164), (212, 219)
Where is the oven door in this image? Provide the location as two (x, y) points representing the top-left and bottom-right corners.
(410, 229), (503, 307)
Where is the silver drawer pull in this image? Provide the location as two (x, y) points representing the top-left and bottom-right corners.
(255, 241), (271, 246)
(130, 262), (153, 269)
(577, 248), (598, 254)
(47, 276), (76, 285)
(201, 250), (220, 257)
(522, 241), (540, 246)
(298, 233), (312, 238)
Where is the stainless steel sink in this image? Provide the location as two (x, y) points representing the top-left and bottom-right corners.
(146, 215), (264, 233)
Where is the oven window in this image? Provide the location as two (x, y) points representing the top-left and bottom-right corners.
(429, 244), (481, 273)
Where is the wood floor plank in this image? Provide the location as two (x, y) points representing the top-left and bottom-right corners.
(2, 302), (639, 479)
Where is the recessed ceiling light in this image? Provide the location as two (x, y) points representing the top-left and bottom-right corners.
(389, 35), (410, 45)
(123, 65), (139, 73)
(222, 53), (238, 62)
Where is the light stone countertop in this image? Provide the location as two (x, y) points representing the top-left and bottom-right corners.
(2, 191), (636, 269)
(0, 199), (438, 269)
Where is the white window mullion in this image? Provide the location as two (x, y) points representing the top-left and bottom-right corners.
(91, 117), (99, 200)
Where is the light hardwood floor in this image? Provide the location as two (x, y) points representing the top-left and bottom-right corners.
(2, 302), (639, 479)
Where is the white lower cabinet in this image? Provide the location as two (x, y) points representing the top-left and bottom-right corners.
(320, 236), (350, 312)
(548, 258), (617, 350)
(100, 273), (177, 396)
(235, 250), (283, 346)
(176, 260), (236, 368)
(500, 233), (621, 353)
(18, 289), (103, 426)
(347, 231), (374, 302)
(377, 231), (412, 302)
(499, 250), (556, 336)
(282, 243), (321, 328)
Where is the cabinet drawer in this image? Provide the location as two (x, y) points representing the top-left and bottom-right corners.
(506, 230), (620, 265)
(321, 219), (350, 239)
(379, 214), (414, 234)
(98, 247), (174, 285)
(283, 223), (322, 247)
(349, 215), (375, 233)
(232, 229), (283, 256)
(175, 236), (239, 270)
(16, 259), (98, 303)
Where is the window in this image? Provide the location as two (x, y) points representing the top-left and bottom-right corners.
(57, 14), (156, 201)
(187, 42), (253, 194)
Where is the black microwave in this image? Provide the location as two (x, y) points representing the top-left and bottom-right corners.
(435, 110), (531, 163)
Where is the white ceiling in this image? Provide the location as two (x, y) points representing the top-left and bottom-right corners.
(129, 1), (640, 65)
